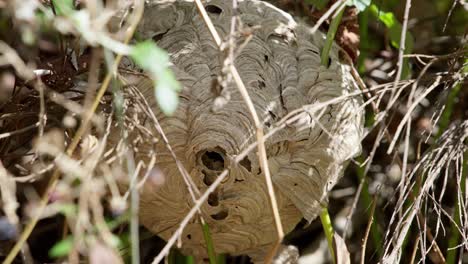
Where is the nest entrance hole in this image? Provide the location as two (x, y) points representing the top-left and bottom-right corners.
(201, 150), (225, 171)
(198, 148), (227, 186)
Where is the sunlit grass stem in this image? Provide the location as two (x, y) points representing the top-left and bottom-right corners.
(320, 207), (335, 264)
(321, 7), (345, 67)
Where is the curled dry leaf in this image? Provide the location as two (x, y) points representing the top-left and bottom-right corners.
(333, 232), (350, 264)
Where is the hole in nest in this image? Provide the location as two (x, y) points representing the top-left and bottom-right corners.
(202, 170), (217, 186)
(152, 31), (167, 42)
(210, 210), (228, 220)
(239, 156), (251, 171)
(258, 80), (266, 89)
(205, 5), (222, 15)
(201, 150), (225, 171)
(208, 192), (219, 206)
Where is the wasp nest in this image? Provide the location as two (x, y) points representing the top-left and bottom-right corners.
(115, 0), (364, 260)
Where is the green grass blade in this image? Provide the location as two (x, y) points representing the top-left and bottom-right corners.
(201, 221), (217, 264)
(320, 207), (335, 263)
(321, 7), (345, 67)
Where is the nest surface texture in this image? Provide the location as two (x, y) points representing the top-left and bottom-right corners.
(118, 0), (364, 258)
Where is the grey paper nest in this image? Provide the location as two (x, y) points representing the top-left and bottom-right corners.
(116, 0), (364, 259)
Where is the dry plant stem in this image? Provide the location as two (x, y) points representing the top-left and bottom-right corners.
(152, 169), (230, 264)
(389, 50), (466, 154)
(2, 1), (145, 263)
(310, 0), (347, 34)
(409, 235), (421, 264)
(193, 0), (284, 254)
(151, 130), (287, 264)
(37, 81), (46, 140)
(416, 213), (446, 264)
(149, 82), (377, 263)
(125, 83), (215, 261)
(0, 122), (40, 139)
(0, 162), (33, 264)
(389, 0), (411, 107)
(125, 83), (201, 198)
(360, 193), (378, 264)
(126, 151), (140, 264)
(345, 57), (446, 261)
(446, 76), (467, 264)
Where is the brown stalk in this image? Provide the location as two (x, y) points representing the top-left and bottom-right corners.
(2, 0), (145, 262)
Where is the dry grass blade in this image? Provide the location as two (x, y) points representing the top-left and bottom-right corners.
(382, 120), (468, 263)
(360, 192), (378, 264)
(1, 1), (145, 263)
(193, 0), (284, 260)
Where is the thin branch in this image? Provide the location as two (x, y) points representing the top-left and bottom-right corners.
(2, 0), (145, 262)
(193, 0), (285, 259)
(310, 0), (347, 34)
(360, 192), (378, 264)
(390, 0), (412, 105)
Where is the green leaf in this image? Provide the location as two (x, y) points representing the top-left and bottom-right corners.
(131, 41), (181, 115)
(369, 4), (414, 78)
(369, 4), (413, 50)
(49, 237), (74, 258)
(347, 0), (371, 12)
(154, 70), (180, 115)
(305, 0), (330, 10)
(52, 0), (74, 16)
(131, 41), (169, 77)
(56, 203), (77, 217)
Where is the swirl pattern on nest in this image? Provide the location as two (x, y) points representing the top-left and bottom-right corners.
(118, 0), (364, 258)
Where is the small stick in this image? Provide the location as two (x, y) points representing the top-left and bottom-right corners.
(361, 192), (378, 264)
(409, 235), (421, 264)
(2, 0), (146, 262)
(193, 0), (285, 255)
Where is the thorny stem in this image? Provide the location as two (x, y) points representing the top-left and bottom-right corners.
(2, 1), (145, 263)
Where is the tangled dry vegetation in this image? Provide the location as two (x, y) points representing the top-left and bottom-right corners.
(0, 0), (467, 263)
